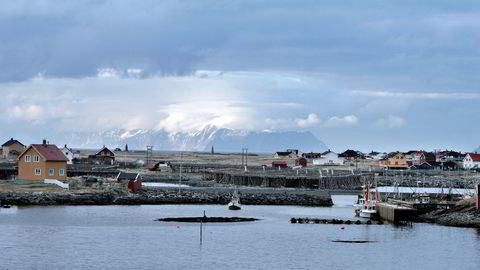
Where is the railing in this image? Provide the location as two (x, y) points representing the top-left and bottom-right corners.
(44, 179), (69, 189)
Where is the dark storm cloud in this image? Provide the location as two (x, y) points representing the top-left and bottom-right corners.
(0, 0), (479, 91)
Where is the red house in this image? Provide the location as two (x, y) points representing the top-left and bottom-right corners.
(295, 157), (308, 167)
(272, 161), (288, 169)
(116, 172), (142, 192)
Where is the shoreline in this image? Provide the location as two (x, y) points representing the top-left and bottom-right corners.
(0, 187), (334, 207)
(418, 201), (480, 229)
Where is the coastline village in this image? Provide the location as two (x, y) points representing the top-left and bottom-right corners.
(0, 137), (479, 227)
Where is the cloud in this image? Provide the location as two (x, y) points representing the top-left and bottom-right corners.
(9, 104), (45, 121)
(375, 115), (407, 128)
(265, 113), (320, 130)
(296, 113), (320, 128)
(0, 70), (329, 134)
(351, 90), (480, 100)
(324, 115), (358, 127)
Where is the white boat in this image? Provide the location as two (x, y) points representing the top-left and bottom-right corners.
(353, 195), (364, 216)
(358, 184), (379, 219)
(228, 190), (241, 210)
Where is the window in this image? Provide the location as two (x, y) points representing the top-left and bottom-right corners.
(59, 169), (65, 176)
(33, 155), (40, 162)
(25, 155), (31, 162)
(35, 168), (41, 176)
(48, 168), (55, 176)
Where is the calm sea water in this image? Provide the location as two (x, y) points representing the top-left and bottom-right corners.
(0, 195), (479, 270)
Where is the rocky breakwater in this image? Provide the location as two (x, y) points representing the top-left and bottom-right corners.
(0, 191), (121, 206)
(0, 188), (333, 207)
(420, 199), (480, 228)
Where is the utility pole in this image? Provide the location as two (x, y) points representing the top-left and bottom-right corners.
(241, 148), (244, 167)
(179, 152), (183, 195)
(146, 146), (153, 166)
(241, 148), (248, 171)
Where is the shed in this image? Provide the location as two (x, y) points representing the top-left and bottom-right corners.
(116, 172), (142, 192)
(272, 161), (288, 168)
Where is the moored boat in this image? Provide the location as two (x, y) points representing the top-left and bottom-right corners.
(228, 190), (241, 210)
(358, 184), (379, 219)
(353, 195), (364, 216)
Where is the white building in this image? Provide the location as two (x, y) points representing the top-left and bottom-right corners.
(61, 144), (77, 165)
(463, 153), (480, 169)
(313, 151), (344, 165)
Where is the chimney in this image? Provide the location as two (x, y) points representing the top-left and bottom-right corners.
(10, 138), (13, 140)
(42, 139), (47, 145)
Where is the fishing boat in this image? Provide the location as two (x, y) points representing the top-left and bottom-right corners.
(358, 184), (379, 219)
(353, 195), (364, 216)
(228, 190), (241, 210)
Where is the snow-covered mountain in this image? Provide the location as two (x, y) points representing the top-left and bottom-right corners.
(56, 126), (327, 153)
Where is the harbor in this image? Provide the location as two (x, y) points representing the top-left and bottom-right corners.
(1, 198), (479, 270)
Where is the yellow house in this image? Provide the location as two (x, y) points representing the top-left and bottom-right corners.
(17, 142), (68, 181)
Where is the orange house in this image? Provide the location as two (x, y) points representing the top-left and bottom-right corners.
(17, 142), (68, 181)
(379, 152), (409, 170)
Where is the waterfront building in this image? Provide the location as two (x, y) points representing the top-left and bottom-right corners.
(61, 144), (76, 165)
(2, 138), (26, 160)
(17, 140), (67, 181)
(462, 153), (480, 170)
(116, 171), (142, 192)
(312, 150), (343, 165)
(89, 146), (115, 165)
(380, 152), (409, 170)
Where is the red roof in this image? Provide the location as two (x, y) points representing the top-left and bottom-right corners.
(30, 144), (68, 161)
(468, 153), (480, 162)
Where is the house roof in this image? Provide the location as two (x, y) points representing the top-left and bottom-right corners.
(116, 172), (141, 181)
(275, 151), (293, 156)
(19, 144), (68, 161)
(321, 150), (338, 156)
(2, 138), (24, 147)
(95, 146), (115, 156)
(467, 153), (480, 162)
(339, 149), (364, 158)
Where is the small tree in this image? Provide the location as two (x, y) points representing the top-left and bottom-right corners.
(125, 144), (129, 152)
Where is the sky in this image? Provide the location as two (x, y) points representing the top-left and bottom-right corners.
(0, 0), (479, 152)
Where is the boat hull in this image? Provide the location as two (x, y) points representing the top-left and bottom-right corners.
(359, 210), (376, 219)
(228, 204), (241, 210)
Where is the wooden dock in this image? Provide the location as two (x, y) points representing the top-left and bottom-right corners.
(290, 218), (384, 225)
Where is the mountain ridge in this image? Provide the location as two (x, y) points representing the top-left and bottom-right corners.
(56, 126), (327, 153)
